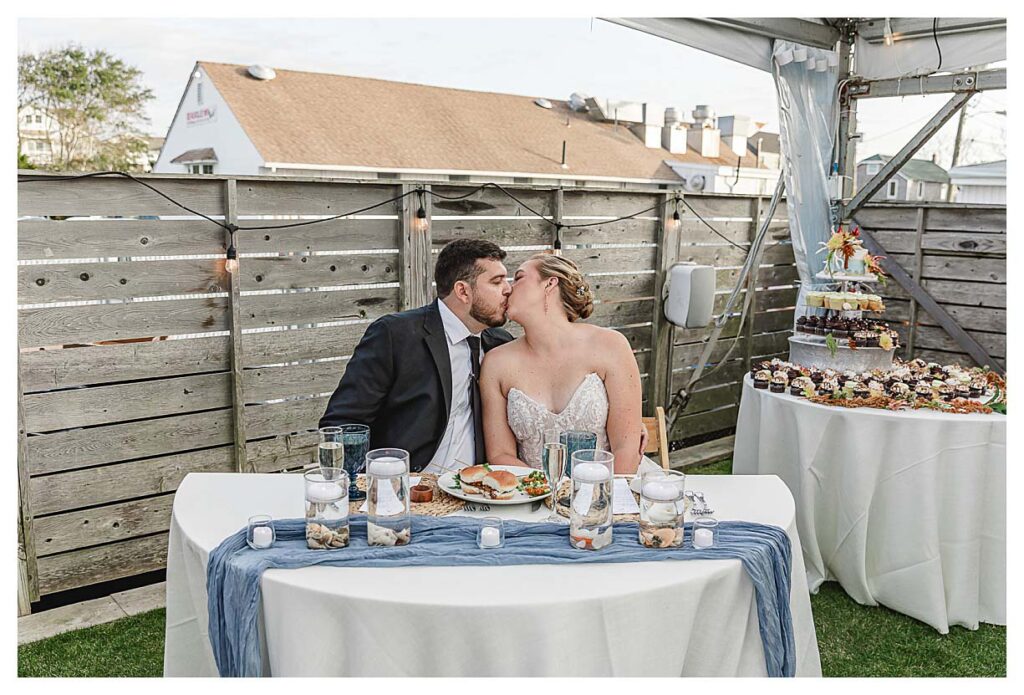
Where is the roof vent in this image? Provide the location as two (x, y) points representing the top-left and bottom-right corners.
(247, 65), (276, 81)
(568, 92), (589, 112)
(533, 98), (553, 109)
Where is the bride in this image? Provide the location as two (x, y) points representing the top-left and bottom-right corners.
(480, 253), (643, 475)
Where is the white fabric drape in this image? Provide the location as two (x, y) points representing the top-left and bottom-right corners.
(854, 29), (1006, 81)
(733, 378), (1006, 633)
(164, 472), (822, 677)
(772, 40), (839, 323)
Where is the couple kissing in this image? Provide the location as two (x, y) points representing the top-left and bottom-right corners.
(319, 239), (644, 476)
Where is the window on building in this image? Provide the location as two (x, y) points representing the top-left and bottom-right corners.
(34, 114), (42, 124)
(23, 115), (31, 124)
(887, 180), (898, 199)
(866, 163), (880, 175)
(188, 163), (215, 175)
(917, 181), (925, 199)
(202, 164), (214, 174)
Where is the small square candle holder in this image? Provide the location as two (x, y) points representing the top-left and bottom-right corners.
(692, 517), (719, 549)
(477, 517), (504, 549)
(247, 514), (276, 550)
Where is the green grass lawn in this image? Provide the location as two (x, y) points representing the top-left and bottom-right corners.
(18, 458), (1006, 677)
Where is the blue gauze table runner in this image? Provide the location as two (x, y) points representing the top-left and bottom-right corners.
(207, 515), (795, 677)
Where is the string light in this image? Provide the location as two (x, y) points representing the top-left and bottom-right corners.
(224, 224), (238, 273)
(669, 198), (682, 232)
(413, 190), (429, 234)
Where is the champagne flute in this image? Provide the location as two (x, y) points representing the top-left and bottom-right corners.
(541, 428), (567, 523)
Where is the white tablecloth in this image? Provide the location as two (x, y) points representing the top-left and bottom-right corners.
(164, 472), (821, 677)
(734, 376), (1006, 633)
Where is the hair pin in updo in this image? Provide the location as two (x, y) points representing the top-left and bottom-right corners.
(576, 286), (587, 297)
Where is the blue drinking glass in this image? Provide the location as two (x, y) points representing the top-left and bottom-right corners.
(559, 430), (597, 477)
(321, 424), (370, 501)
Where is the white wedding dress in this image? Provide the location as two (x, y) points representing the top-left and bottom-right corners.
(506, 372), (610, 468)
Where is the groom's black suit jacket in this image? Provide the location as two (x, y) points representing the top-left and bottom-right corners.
(319, 299), (514, 472)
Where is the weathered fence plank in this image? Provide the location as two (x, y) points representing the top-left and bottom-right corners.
(20, 336), (230, 392)
(19, 259), (229, 305)
(18, 219), (225, 260)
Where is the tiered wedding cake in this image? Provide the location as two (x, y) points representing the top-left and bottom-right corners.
(788, 227), (899, 372)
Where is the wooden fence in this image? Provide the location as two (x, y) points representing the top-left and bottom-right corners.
(12, 171), (825, 606)
(854, 202), (1006, 370)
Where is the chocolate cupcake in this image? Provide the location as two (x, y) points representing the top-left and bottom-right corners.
(854, 385), (870, 399)
(866, 333), (880, 348)
(753, 370), (771, 389)
(770, 375), (787, 393)
(970, 380), (985, 398)
(955, 384), (971, 400)
(915, 383), (934, 400)
(890, 382), (911, 399)
(820, 378), (840, 395)
(809, 370), (824, 385)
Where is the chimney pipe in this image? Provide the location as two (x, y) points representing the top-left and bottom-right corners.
(561, 140), (568, 169)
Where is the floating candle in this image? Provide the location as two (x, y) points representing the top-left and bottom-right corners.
(251, 526), (273, 549)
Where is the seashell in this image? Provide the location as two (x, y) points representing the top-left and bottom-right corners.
(367, 522), (399, 546)
(652, 528), (676, 546)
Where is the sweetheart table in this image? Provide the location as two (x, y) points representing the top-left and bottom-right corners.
(163, 472), (821, 676)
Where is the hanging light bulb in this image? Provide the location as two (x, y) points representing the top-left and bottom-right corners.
(225, 243), (238, 274)
(669, 200), (682, 232)
(884, 18), (894, 46)
(412, 190), (429, 234)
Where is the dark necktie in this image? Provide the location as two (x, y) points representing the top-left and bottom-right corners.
(466, 335), (486, 464)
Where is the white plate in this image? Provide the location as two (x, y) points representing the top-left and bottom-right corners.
(437, 465), (552, 506)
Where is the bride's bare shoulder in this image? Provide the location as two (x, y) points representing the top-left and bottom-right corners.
(573, 323), (632, 351)
(481, 337), (524, 369)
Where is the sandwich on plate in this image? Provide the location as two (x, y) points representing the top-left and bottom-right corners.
(480, 470), (518, 500)
(458, 465), (489, 495)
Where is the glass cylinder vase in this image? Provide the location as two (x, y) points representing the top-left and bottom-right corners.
(569, 449), (614, 550)
(365, 448), (411, 546)
(304, 468), (350, 549)
(638, 468), (686, 549)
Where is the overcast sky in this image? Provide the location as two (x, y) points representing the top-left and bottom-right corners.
(18, 17), (1006, 167)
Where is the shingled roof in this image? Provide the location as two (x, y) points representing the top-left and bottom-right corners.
(199, 62), (765, 182)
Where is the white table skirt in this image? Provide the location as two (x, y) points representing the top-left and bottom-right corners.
(163, 473), (821, 677)
(733, 376), (1006, 633)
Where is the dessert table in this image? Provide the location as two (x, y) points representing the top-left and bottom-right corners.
(733, 375), (1006, 633)
(163, 472), (821, 677)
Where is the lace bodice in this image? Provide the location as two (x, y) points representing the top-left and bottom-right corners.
(506, 372), (610, 468)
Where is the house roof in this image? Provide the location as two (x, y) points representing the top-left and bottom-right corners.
(746, 131), (780, 155)
(170, 147), (218, 164)
(198, 61), (771, 181)
(859, 154), (950, 183)
(949, 159), (1005, 178)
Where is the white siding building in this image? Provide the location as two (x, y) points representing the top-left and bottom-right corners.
(949, 160), (1006, 204)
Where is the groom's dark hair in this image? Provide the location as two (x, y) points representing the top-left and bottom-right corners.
(434, 239), (507, 298)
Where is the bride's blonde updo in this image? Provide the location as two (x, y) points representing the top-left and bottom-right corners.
(529, 252), (595, 321)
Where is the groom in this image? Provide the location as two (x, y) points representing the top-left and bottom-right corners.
(319, 239), (513, 473)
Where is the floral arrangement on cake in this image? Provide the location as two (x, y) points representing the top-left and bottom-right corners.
(749, 357), (1006, 415)
(819, 226), (865, 273)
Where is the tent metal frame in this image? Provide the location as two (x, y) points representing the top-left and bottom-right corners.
(607, 16), (1006, 373)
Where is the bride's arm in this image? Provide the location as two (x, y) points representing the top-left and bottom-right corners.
(602, 330), (644, 475)
(480, 351), (529, 467)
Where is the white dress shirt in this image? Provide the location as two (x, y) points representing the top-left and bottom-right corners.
(424, 300), (482, 474)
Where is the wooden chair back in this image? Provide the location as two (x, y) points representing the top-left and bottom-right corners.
(641, 406), (671, 470)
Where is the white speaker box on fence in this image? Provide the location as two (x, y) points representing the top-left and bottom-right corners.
(663, 262), (716, 328)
